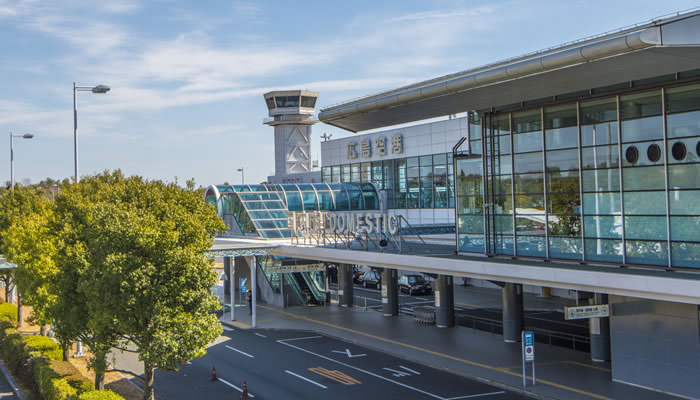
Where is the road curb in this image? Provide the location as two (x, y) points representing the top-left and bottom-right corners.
(0, 358), (26, 400)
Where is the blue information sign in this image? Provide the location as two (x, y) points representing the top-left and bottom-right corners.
(522, 330), (536, 387)
(524, 331), (534, 346)
(240, 277), (247, 294)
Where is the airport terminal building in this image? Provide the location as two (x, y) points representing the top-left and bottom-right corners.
(209, 10), (700, 399)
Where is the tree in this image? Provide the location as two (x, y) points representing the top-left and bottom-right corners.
(62, 172), (225, 398)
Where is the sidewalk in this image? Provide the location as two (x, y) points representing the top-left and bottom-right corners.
(221, 302), (678, 400)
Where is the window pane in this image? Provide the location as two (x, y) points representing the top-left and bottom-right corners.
(581, 123), (618, 147)
(494, 215), (513, 234)
(548, 214), (581, 237)
(665, 84), (700, 114)
(624, 216), (667, 240)
(670, 216), (700, 241)
(549, 237), (583, 259)
(621, 90), (662, 120)
(623, 191), (667, 215)
(545, 126), (578, 150)
(669, 190), (700, 215)
(458, 216), (483, 233)
(621, 141), (665, 167)
(513, 152), (543, 173)
(582, 145), (619, 169)
(514, 173), (543, 194)
(459, 234), (485, 253)
(512, 110), (541, 133)
(513, 131), (542, 153)
(583, 192), (621, 215)
(582, 169), (620, 192)
(457, 195), (483, 214)
(516, 236), (546, 257)
(625, 240), (667, 266)
(667, 111), (700, 139)
(548, 189), (580, 214)
(581, 97), (618, 125)
(621, 115), (663, 143)
(669, 164), (700, 189)
(495, 235), (514, 255)
(546, 149), (579, 171)
(671, 242), (700, 268)
(585, 238), (623, 262)
(622, 166), (665, 190)
(584, 216), (622, 238)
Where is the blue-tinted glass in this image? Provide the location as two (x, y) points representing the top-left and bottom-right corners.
(546, 149), (579, 171)
(459, 215), (483, 233)
(667, 111), (700, 138)
(621, 116), (663, 142)
(549, 237), (583, 259)
(516, 236), (546, 257)
(624, 216), (667, 240)
(249, 210), (271, 219)
(239, 193), (261, 201)
(623, 191), (667, 215)
(269, 210), (287, 219)
(622, 166), (665, 190)
(254, 220), (278, 229)
(584, 216), (622, 238)
(669, 190), (700, 215)
(348, 189), (363, 210)
(513, 152), (543, 173)
(516, 216), (545, 236)
(333, 189), (349, 211)
(302, 191), (317, 211)
(670, 216), (700, 241)
(545, 126), (578, 150)
(495, 235), (514, 255)
(583, 193), (621, 215)
(669, 164), (700, 189)
(244, 202), (267, 210)
(581, 146), (619, 169)
(581, 123), (618, 146)
(515, 194), (544, 209)
(513, 131), (542, 153)
(671, 242), (700, 268)
(317, 191), (333, 210)
(625, 240), (667, 266)
(286, 192), (303, 211)
(582, 169), (619, 192)
(494, 215), (513, 234)
(621, 141), (665, 167)
(585, 239), (622, 262)
(459, 234), (485, 253)
(264, 201), (285, 210)
(514, 173), (543, 194)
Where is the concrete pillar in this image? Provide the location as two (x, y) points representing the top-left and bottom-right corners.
(435, 275), (454, 328)
(223, 256), (232, 298)
(502, 282), (523, 343)
(382, 268), (398, 316)
(589, 293), (611, 362)
(250, 256), (257, 328)
(338, 264), (353, 307)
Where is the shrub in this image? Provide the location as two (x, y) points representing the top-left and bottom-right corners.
(48, 377), (77, 400)
(0, 302), (17, 322)
(24, 335), (62, 360)
(78, 390), (125, 400)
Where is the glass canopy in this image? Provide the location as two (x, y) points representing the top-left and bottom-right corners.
(205, 183), (380, 239)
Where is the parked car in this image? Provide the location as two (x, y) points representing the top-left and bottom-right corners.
(360, 271), (382, 289)
(352, 266), (365, 284)
(399, 274), (432, 295)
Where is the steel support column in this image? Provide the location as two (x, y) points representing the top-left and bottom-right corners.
(382, 268), (398, 316)
(503, 282), (523, 342)
(589, 293), (611, 362)
(435, 275), (455, 328)
(338, 264), (354, 307)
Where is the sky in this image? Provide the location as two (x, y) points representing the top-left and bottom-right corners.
(1, 0), (698, 187)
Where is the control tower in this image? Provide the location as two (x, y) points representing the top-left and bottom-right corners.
(263, 90), (321, 184)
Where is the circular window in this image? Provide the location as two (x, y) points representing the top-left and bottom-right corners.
(625, 146), (639, 164)
(647, 144), (661, 162)
(672, 142), (687, 161)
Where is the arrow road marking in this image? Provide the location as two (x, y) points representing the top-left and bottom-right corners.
(332, 348), (366, 358)
(382, 365), (421, 377)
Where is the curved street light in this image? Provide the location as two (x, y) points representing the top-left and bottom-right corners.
(73, 82), (110, 183)
(10, 132), (34, 191)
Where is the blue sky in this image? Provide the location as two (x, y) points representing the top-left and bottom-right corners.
(1, 0), (698, 187)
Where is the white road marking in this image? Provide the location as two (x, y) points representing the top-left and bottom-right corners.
(222, 326), (235, 331)
(445, 391), (506, 399)
(277, 338), (444, 399)
(279, 335), (322, 342)
(225, 345), (254, 358)
(218, 377), (255, 398)
(332, 348), (366, 358)
(399, 365), (421, 375)
(254, 333), (267, 338)
(285, 370), (328, 389)
(416, 297), (430, 301)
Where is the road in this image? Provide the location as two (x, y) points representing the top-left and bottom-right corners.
(155, 327), (528, 400)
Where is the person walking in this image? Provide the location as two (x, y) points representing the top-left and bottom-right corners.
(246, 289), (252, 316)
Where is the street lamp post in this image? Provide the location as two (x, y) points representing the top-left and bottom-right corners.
(237, 167), (244, 185)
(73, 82), (110, 183)
(9, 132), (34, 191)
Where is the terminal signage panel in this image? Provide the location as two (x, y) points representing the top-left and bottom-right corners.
(523, 331), (534, 362)
(564, 304), (610, 320)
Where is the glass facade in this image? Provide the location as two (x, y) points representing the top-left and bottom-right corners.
(207, 183), (380, 239)
(456, 81), (700, 270)
(321, 152), (454, 209)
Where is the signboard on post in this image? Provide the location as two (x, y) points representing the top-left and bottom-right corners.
(564, 304), (609, 320)
(521, 330), (536, 387)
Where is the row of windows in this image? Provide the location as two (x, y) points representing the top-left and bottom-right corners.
(265, 95), (317, 109)
(322, 153), (455, 209)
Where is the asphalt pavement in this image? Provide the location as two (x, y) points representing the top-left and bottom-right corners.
(155, 328), (528, 400)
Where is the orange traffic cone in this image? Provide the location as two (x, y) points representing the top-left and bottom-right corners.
(210, 364), (217, 381)
(240, 380), (249, 399)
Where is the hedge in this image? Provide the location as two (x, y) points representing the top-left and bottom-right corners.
(0, 314), (124, 400)
(0, 303), (17, 322)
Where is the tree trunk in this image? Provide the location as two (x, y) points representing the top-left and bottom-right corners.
(62, 344), (70, 362)
(16, 293), (22, 327)
(143, 362), (155, 400)
(92, 347), (108, 391)
(40, 325), (47, 336)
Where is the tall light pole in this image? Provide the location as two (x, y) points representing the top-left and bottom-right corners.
(10, 132), (34, 191)
(237, 167), (244, 185)
(73, 82), (110, 183)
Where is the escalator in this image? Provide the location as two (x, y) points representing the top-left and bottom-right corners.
(292, 273), (318, 305)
